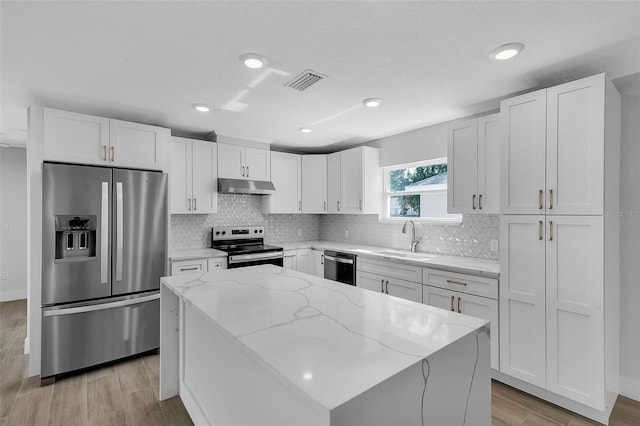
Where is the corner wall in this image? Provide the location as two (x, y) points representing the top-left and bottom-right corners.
(0, 147), (28, 301)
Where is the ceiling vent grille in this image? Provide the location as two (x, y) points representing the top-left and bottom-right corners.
(285, 69), (327, 91)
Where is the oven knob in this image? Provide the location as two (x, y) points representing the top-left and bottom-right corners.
(254, 230), (258, 233)
(222, 231), (226, 235)
(215, 231), (220, 235)
(259, 230), (263, 233)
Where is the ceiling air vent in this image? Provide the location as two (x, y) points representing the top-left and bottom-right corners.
(285, 69), (327, 91)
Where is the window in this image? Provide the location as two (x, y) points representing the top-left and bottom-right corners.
(383, 158), (461, 222)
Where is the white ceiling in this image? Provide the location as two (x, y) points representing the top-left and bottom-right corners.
(2, 1), (639, 151)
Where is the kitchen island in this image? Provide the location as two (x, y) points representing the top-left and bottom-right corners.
(160, 265), (490, 426)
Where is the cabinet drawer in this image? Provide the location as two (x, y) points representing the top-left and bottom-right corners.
(207, 258), (226, 271)
(171, 259), (207, 276)
(358, 257), (422, 283)
(423, 268), (498, 299)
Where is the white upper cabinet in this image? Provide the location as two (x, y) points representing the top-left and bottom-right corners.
(170, 137), (217, 214)
(262, 152), (301, 214)
(326, 147), (381, 214)
(301, 155), (327, 213)
(217, 142), (271, 181)
(43, 108), (166, 170)
(448, 113), (500, 214)
(501, 74), (609, 215)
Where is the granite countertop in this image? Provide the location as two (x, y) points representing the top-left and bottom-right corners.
(161, 265), (487, 410)
(279, 240), (500, 278)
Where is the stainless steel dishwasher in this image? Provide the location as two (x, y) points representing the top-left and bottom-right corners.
(323, 250), (356, 286)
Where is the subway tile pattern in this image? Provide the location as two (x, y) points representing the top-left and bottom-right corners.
(170, 194), (320, 250)
(318, 214), (500, 260)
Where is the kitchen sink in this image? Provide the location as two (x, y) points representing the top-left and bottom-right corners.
(378, 250), (431, 261)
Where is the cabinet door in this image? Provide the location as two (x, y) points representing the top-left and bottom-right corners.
(356, 271), (385, 293)
(109, 119), (164, 170)
(301, 155), (328, 213)
(501, 90), (547, 214)
(263, 152), (300, 213)
(312, 250), (324, 277)
(245, 147), (270, 181)
(340, 148), (364, 213)
(170, 137), (192, 214)
(499, 215), (546, 387)
(477, 113), (501, 214)
(283, 252), (297, 270)
(546, 75), (604, 215)
(170, 259), (207, 276)
(327, 152), (341, 213)
(296, 250), (311, 274)
(191, 141), (218, 214)
(422, 285), (456, 312)
(546, 216), (604, 408)
(447, 119), (478, 214)
(386, 277), (422, 303)
(43, 108), (110, 165)
(458, 293), (499, 370)
(217, 143), (245, 179)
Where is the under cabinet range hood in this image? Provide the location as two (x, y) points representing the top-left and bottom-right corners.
(218, 178), (276, 195)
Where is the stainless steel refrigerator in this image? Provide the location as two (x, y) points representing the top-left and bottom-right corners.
(41, 162), (167, 379)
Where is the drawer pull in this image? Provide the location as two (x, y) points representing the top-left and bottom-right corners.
(450, 295), (454, 311)
(457, 296), (462, 313)
(446, 279), (467, 286)
(179, 266), (199, 272)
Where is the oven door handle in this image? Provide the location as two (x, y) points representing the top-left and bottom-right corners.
(324, 255), (354, 265)
(228, 252), (284, 263)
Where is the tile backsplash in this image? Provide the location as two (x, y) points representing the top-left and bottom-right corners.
(170, 194), (320, 250)
(319, 214), (500, 260)
(171, 195), (498, 260)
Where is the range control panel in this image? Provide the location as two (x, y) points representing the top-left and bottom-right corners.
(212, 226), (264, 241)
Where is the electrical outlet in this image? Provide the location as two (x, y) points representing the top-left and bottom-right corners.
(297, 228), (302, 237)
(344, 230), (349, 238)
(490, 239), (499, 252)
(1, 271), (8, 280)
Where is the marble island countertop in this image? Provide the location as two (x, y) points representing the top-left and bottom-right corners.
(161, 264), (488, 411)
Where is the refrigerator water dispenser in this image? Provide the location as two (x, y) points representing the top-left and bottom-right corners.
(54, 215), (96, 260)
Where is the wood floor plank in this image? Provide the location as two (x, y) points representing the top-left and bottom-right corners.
(87, 374), (124, 419)
(492, 381), (574, 425)
(87, 364), (116, 382)
(116, 358), (151, 395)
(123, 387), (168, 426)
(19, 375), (46, 394)
(0, 380), (21, 418)
(492, 393), (531, 424)
(48, 403), (89, 426)
(50, 372), (87, 412)
(0, 354), (27, 384)
(522, 412), (566, 426)
(5, 384), (53, 425)
(567, 415), (602, 425)
(88, 408), (127, 426)
(160, 396), (194, 426)
(0, 329), (16, 357)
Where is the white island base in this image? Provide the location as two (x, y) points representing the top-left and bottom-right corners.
(160, 266), (490, 426)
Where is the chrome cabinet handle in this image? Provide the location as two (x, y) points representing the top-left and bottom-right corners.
(450, 295), (455, 312)
(539, 190), (543, 210)
(548, 189), (553, 210)
(103, 145), (107, 161)
(110, 146), (115, 162)
(548, 220), (553, 241)
(193, 198), (197, 211)
(381, 279), (384, 293)
(320, 254), (324, 265)
(323, 201), (326, 212)
(478, 194), (482, 210)
(446, 279), (467, 286)
(242, 166), (245, 177)
(115, 181), (123, 282)
(472, 194), (476, 210)
(100, 182), (109, 284)
(246, 166), (249, 177)
(385, 280), (389, 294)
(299, 201), (302, 211)
(457, 297), (462, 313)
(188, 198), (192, 211)
(337, 200), (340, 211)
(179, 266), (199, 272)
(538, 220), (543, 240)
(359, 200), (362, 211)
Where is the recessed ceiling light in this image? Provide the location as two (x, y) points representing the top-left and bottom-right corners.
(363, 98), (382, 108)
(192, 103), (211, 112)
(490, 43), (525, 60)
(240, 53), (268, 69)
(299, 127), (312, 133)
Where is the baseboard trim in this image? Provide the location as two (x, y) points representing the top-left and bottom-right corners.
(620, 376), (640, 401)
(24, 336), (30, 354)
(0, 289), (27, 302)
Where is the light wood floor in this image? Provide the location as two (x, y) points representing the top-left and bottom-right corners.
(1, 299), (639, 425)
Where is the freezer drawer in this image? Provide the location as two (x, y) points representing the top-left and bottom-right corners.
(41, 292), (159, 378)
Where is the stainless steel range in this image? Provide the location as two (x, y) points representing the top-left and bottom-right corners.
(212, 226), (284, 268)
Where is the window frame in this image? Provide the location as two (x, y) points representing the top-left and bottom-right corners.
(381, 158), (462, 224)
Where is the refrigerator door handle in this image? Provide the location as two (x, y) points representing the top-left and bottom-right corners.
(43, 293), (159, 317)
(101, 182), (109, 284)
(116, 181), (124, 282)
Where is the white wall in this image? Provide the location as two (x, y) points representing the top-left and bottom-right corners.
(0, 147), (28, 301)
(619, 82), (640, 400)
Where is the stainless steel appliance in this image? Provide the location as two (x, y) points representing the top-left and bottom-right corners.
(324, 250), (357, 286)
(212, 226), (283, 268)
(41, 163), (167, 379)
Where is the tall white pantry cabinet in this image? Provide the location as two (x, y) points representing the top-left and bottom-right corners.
(498, 73), (621, 423)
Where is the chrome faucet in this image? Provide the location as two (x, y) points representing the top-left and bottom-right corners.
(401, 220), (419, 253)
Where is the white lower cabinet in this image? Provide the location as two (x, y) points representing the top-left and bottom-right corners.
(170, 257), (226, 276)
(312, 250), (324, 278)
(295, 249), (311, 274)
(423, 284), (499, 370)
(283, 251), (297, 270)
(357, 258), (423, 303)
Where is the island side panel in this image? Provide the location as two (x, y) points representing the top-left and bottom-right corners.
(180, 302), (330, 426)
(330, 326), (491, 426)
(160, 283), (180, 400)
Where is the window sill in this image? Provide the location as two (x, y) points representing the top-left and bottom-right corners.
(378, 217), (463, 226)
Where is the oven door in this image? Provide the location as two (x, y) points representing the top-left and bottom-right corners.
(227, 252), (284, 269)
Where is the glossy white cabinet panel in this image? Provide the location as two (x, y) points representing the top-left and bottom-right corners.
(358, 257), (422, 283)
(423, 267), (498, 299)
(312, 250), (324, 278)
(327, 152), (341, 213)
(478, 114), (501, 214)
(340, 147), (364, 213)
(447, 119), (477, 214)
(170, 137), (217, 214)
(170, 138), (191, 214)
(245, 147), (270, 181)
(217, 143), (245, 179)
(301, 155), (328, 213)
(263, 152), (301, 213)
(109, 119), (164, 170)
